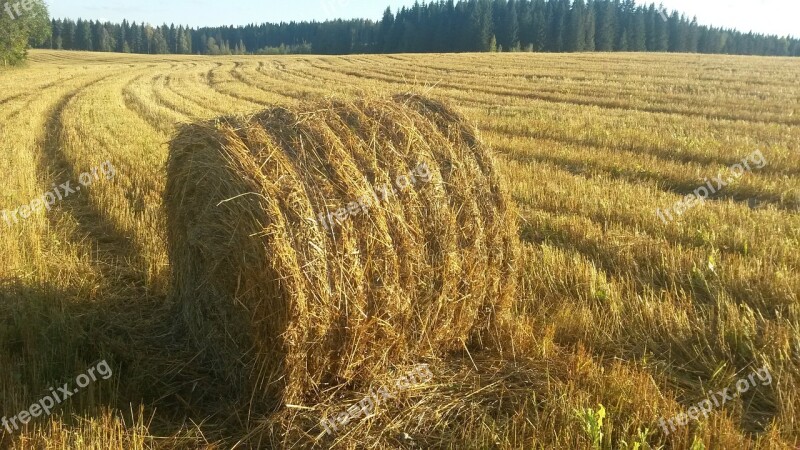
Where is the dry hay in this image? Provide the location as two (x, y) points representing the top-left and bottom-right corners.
(164, 94), (520, 410)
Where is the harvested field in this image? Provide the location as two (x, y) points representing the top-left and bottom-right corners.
(0, 50), (798, 449)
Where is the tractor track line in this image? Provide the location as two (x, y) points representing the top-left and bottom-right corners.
(39, 72), (150, 293)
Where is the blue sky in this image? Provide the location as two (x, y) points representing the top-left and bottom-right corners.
(49, 0), (798, 38)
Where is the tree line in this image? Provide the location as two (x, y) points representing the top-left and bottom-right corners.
(21, 0), (800, 62)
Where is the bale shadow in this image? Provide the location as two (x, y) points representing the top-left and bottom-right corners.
(0, 279), (245, 447)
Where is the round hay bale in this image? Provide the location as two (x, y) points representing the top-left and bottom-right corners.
(164, 95), (520, 409)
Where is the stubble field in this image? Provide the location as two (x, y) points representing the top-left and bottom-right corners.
(0, 50), (799, 449)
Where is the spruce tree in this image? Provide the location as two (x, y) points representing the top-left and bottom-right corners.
(629, 7), (646, 51)
(595, 0), (615, 51)
(667, 12), (686, 52)
(583, 0), (596, 51)
(685, 17), (699, 53)
(653, 7), (669, 51)
(506, 0), (520, 51)
(76, 19), (93, 50)
(470, 0), (494, 52)
(567, 0), (585, 52)
(378, 7), (394, 52)
(617, 29), (628, 51)
(531, 0), (547, 51)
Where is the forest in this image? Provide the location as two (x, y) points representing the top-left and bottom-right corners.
(39, 0), (800, 57)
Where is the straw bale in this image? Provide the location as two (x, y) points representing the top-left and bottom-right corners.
(164, 95), (519, 408)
